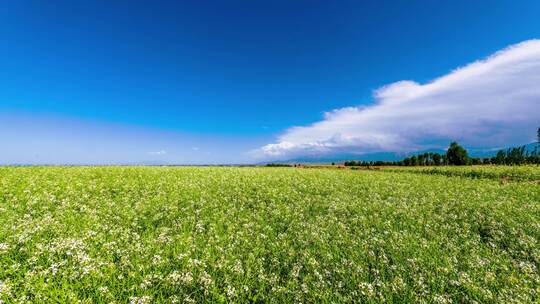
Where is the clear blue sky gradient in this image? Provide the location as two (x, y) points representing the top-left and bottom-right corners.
(1, 1), (540, 163)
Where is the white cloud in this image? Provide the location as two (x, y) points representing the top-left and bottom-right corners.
(256, 40), (540, 159)
(148, 150), (167, 155)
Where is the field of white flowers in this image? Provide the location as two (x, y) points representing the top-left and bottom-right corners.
(0, 166), (538, 303)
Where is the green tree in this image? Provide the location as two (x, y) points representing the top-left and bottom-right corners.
(403, 157), (410, 166)
(495, 150), (506, 165)
(417, 154), (425, 166)
(425, 153), (434, 166)
(446, 142), (469, 165)
(432, 153), (442, 166)
(537, 126), (540, 144)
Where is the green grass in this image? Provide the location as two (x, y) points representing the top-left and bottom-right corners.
(0, 166), (539, 303)
(380, 165), (540, 182)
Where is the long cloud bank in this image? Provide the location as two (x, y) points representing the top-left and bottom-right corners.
(256, 40), (540, 159)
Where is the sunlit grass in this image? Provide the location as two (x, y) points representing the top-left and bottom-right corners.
(381, 165), (540, 181)
(0, 166), (538, 303)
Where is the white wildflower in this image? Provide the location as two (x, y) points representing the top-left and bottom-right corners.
(0, 243), (8, 252)
(226, 286), (236, 298)
(98, 286), (109, 295)
(129, 296), (151, 304)
(0, 281), (11, 296)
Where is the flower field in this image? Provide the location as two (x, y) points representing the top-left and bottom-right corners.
(0, 166), (539, 303)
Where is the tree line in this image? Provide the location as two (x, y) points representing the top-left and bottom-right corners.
(345, 129), (540, 167)
(343, 143), (465, 167)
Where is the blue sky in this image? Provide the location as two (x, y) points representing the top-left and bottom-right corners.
(1, 1), (540, 164)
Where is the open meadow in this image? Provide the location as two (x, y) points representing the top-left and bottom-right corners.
(0, 166), (539, 303)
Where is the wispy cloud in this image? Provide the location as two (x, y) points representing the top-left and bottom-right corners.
(256, 40), (540, 159)
(148, 150), (167, 156)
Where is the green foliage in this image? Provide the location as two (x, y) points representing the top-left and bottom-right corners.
(446, 142), (469, 165)
(432, 153), (442, 166)
(0, 166), (539, 303)
(491, 145), (540, 165)
(384, 164), (540, 182)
